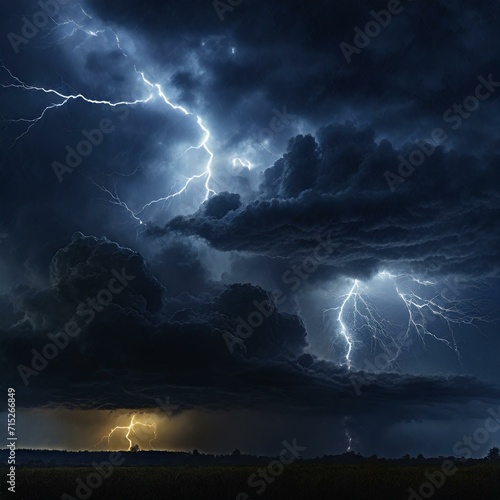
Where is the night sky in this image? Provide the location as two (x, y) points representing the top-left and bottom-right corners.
(1, 0), (499, 458)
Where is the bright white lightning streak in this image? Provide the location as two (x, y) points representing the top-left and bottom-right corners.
(1, 47), (218, 223)
(325, 271), (489, 369)
(136, 71), (216, 204)
(324, 277), (397, 368)
(92, 414), (157, 451)
(333, 280), (358, 369)
(0, 64), (154, 148)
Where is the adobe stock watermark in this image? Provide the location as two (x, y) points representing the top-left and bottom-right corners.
(223, 233), (338, 354)
(52, 106), (130, 183)
(61, 452), (125, 500)
(385, 74), (500, 192)
(408, 405), (500, 499)
(236, 439), (306, 499)
(7, 0), (71, 54)
(257, 107), (297, 144)
(340, 0), (411, 64)
(155, 396), (180, 417)
(17, 267), (135, 386)
(213, 0), (243, 22)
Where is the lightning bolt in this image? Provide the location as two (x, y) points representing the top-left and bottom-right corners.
(324, 271), (491, 369)
(92, 414), (157, 451)
(0, 63), (154, 148)
(232, 157), (253, 169)
(134, 70), (216, 205)
(343, 417), (353, 453)
(324, 277), (397, 369)
(330, 280), (358, 370)
(377, 271), (488, 363)
(1, 14), (221, 225)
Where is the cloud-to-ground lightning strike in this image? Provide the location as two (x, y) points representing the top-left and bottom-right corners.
(0, 13), (222, 226)
(334, 280), (358, 370)
(343, 416), (353, 453)
(92, 414), (157, 451)
(324, 271), (490, 369)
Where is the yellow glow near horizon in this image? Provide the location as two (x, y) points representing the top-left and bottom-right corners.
(92, 413), (158, 451)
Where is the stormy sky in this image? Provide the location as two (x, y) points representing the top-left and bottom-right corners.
(0, 0), (499, 458)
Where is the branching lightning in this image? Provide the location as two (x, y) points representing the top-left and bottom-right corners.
(92, 414), (157, 451)
(0, 64), (154, 148)
(334, 280), (358, 370)
(135, 70), (216, 204)
(1, 8), (223, 225)
(324, 271), (491, 369)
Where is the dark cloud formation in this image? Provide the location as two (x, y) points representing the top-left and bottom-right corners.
(83, 0), (500, 153)
(2, 0), (500, 283)
(149, 238), (210, 295)
(158, 122), (500, 279)
(2, 235), (499, 427)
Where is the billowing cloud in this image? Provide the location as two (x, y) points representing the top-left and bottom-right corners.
(158, 123), (500, 278)
(1, 235), (499, 433)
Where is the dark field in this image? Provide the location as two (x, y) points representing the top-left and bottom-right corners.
(4, 464), (500, 500)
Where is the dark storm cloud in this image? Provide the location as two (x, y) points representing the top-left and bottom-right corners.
(1, 234), (500, 430)
(153, 122), (500, 278)
(149, 238), (211, 295)
(2, 0), (500, 284)
(83, 0), (500, 152)
(0, 30), (203, 287)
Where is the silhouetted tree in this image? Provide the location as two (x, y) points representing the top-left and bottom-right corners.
(487, 447), (499, 460)
(130, 444), (140, 452)
(232, 449), (241, 456)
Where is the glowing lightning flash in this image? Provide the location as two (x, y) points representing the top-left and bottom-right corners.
(232, 158), (253, 169)
(135, 71), (216, 206)
(325, 271), (490, 369)
(92, 414), (157, 451)
(343, 416), (353, 453)
(0, 20), (220, 226)
(334, 280), (358, 370)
